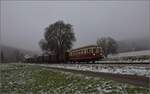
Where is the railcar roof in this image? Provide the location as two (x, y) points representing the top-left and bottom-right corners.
(69, 45), (98, 52)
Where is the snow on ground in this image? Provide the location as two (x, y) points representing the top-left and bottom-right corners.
(36, 63), (150, 77)
(1, 63), (149, 94)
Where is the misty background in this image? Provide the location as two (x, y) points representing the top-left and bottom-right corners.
(0, 1), (150, 62)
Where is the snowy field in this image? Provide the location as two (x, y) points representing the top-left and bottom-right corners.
(38, 63), (150, 77)
(0, 63), (149, 94)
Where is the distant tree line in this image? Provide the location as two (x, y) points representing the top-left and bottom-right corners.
(0, 49), (24, 63)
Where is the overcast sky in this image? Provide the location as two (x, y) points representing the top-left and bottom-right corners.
(0, 1), (150, 52)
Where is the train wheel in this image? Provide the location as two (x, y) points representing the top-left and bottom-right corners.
(92, 61), (95, 63)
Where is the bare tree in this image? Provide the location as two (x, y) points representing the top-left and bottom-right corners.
(39, 20), (76, 62)
(97, 37), (118, 57)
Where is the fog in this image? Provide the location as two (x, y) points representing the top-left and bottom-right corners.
(0, 1), (149, 51)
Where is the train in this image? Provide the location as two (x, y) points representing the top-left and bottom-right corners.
(66, 45), (103, 63)
(24, 45), (104, 63)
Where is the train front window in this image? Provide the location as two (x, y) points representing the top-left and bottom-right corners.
(70, 52), (72, 56)
(86, 49), (88, 53)
(81, 50), (83, 54)
(96, 48), (99, 53)
(84, 49), (86, 54)
(89, 49), (92, 53)
(88, 49), (90, 53)
(93, 48), (96, 53)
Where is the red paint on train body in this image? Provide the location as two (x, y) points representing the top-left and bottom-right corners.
(67, 45), (103, 62)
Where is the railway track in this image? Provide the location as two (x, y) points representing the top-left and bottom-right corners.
(26, 62), (150, 87)
(94, 62), (150, 67)
(64, 61), (150, 67)
(47, 66), (150, 88)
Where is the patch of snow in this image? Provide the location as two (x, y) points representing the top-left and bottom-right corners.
(25, 63), (150, 77)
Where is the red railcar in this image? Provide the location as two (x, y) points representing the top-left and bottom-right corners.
(67, 45), (103, 62)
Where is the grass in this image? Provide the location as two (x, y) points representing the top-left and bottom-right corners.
(0, 63), (149, 94)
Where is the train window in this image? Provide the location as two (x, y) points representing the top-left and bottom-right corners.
(99, 49), (101, 53)
(72, 52), (74, 56)
(86, 49), (89, 53)
(73, 52), (75, 56)
(89, 49), (92, 53)
(84, 50), (86, 54)
(93, 48), (96, 53)
(83, 49), (85, 54)
(75, 51), (77, 56)
(85, 49), (87, 53)
(88, 48), (92, 53)
(80, 50), (83, 54)
(96, 48), (99, 53)
(87, 49), (89, 53)
(82, 50), (84, 54)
